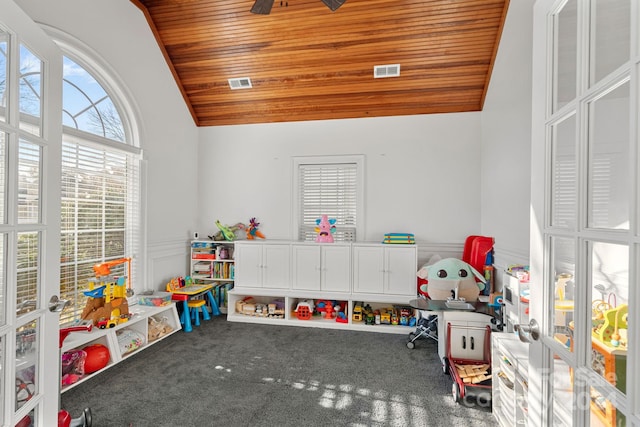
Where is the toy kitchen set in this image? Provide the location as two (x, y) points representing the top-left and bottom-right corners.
(502, 266), (530, 333)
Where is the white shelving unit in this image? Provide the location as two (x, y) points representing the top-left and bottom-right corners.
(190, 240), (235, 312)
(229, 240), (418, 335)
(60, 303), (180, 394)
(492, 332), (529, 427)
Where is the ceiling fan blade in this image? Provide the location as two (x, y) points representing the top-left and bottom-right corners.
(321, 0), (346, 11)
(251, 0), (275, 14)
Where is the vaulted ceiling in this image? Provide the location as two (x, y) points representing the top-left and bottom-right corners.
(132, 0), (510, 127)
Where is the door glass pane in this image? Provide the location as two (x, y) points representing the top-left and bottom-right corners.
(587, 81), (630, 230)
(0, 335), (4, 420)
(551, 236), (575, 352)
(553, 0), (578, 112)
(0, 234), (5, 326)
(19, 44), (42, 137)
(0, 132), (6, 224)
(550, 114), (576, 229)
(588, 385), (625, 426)
(552, 352), (573, 425)
(15, 320), (38, 412)
(18, 139), (41, 224)
(0, 29), (8, 123)
(590, 242), (627, 394)
(591, 0), (630, 85)
(16, 232), (39, 315)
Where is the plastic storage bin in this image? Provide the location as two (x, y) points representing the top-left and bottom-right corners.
(137, 292), (172, 307)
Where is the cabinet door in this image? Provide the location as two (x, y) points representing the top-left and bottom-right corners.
(262, 244), (291, 289)
(448, 326), (487, 361)
(465, 327), (488, 361)
(384, 246), (417, 295)
(292, 245), (320, 290)
(235, 243), (262, 287)
(321, 245), (351, 293)
(353, 246), (384, 293)
(448, 325), (468, 359)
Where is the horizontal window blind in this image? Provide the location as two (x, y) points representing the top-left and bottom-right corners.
(59, 138), (139, 325)
(551, 157), (576, 229)
(298, 163), (357, 242)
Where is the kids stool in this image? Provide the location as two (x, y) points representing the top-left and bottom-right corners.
(188, 299), (210, 327)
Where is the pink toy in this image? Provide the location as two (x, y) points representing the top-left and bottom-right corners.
(315, 215), (336, 243)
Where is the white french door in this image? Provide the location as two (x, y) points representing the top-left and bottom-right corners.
(529, 0), (638, 425)
(0, 0), (63, 425)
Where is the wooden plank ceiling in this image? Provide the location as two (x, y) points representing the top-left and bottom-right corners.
(132, 0), (510, 127)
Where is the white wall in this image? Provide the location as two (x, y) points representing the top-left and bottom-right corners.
(16, 0), (200, 289)
(198, 113), (483, 247)
(480, 0), (534, 273)
(15, 0), (535, 289)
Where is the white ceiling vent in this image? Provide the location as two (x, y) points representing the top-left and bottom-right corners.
(228, 77), (253, 90)
(373, 64), (400, 78)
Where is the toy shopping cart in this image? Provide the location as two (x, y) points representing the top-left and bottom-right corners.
(443, 322), (492, 404)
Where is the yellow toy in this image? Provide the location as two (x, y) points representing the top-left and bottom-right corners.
(352, 303), (363, 322)
(593, 304), (628, 347)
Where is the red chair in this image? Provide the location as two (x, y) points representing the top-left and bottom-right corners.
(462, 235), (494, 275)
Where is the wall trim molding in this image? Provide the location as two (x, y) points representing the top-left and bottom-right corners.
(145, 238), (190, 291)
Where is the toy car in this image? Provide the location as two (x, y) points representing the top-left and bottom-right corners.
(97, 318), (118, 329)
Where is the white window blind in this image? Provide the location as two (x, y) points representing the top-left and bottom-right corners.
(551, 157), (576, 229)
(59, 138), (140, 325)
(297, 162), (358, 242)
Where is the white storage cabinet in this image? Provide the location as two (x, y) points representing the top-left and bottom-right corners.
(352, 244), (417, 296)
(292, 243), (351, 293)
(229, 241), (418, 335)
(492, 332), (529, 427)
(234, 241), (290, 289)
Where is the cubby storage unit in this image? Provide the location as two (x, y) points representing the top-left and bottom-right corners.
(492, 332), (529, 427)
(230, 240), (418, 334)
(60, 302), (180, 393)
(190, 240), (235, 312)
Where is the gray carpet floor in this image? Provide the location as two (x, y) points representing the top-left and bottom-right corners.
(62, 315), (497, 426)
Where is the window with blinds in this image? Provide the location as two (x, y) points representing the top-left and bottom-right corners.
(58, 55), (139, 325)
(59, 137), (140, 325)
(296, 159), (362, 242)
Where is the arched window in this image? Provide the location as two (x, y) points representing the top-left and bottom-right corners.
(59, 54), (141, 325)
(62, 56), (125, 141)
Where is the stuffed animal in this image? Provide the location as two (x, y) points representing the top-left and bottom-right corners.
(209, 221), (245, 241)
(247, 217), (265, 239)
(417, 257), (486, 301)
(315, 215), (336, 243)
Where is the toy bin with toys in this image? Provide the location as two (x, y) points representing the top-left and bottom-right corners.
(137, 291), (172, 307)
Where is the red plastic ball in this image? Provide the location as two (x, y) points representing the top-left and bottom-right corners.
(82, 344), (110, 374)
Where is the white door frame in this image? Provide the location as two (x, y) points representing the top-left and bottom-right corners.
(529, 0), (640, 425)
(1, 0), (62, 424)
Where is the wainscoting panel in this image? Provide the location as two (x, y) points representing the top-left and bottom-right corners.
(145, 239), (191, 292)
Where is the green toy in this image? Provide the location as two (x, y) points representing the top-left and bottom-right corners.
(417, 258), (486, 301)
